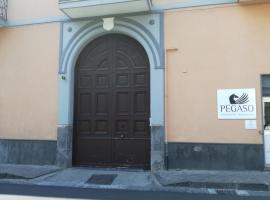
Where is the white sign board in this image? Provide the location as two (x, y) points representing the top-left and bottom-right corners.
(217, 88), (256, 119)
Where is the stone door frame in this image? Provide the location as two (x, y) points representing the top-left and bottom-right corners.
(57, 14), (165, 171)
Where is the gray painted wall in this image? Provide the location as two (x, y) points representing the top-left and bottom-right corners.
(168, 143), (264, 170)
(0, 139), (56, 165)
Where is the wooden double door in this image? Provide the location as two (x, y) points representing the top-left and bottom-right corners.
(73, 34), (150, 169)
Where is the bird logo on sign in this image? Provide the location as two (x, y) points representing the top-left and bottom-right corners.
(229, 93), (249, 104)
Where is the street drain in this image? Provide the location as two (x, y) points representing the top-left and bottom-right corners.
(86, 174), (117, 185)
(0, 173), (26, 179)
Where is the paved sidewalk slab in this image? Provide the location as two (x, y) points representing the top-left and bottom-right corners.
(154, 170), (270, 186)
(0, 164), (60, 179)
(31, 168), (157, 190)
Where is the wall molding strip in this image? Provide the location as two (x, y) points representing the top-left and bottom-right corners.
(1, 0), (240, 27)
(5, 16), (70, 27)
(152, 0), (237, 11)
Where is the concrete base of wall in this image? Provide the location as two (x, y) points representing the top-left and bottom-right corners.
(57, 125), (73, 168)
(0, 139), (56, 165)
(0, 139), (263, 171)
(168, 142), (264, 170)
(151, 126), (165, 171)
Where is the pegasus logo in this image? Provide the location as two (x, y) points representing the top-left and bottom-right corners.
(217, 89), (256, 119)
(229, 93), (249, 104)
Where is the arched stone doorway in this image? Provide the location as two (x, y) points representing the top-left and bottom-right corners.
(73, 34), (150, 169)
(57, 15), (164, 171)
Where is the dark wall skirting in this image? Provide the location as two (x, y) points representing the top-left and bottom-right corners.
(0, 139), (56, 165)
(168, 142), (264, 171)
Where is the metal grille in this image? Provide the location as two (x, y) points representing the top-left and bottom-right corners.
(86, 174), (118, 185)
(0, 0), (7, 21)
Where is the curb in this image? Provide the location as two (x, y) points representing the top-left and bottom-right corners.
(1, 178), (270, 197)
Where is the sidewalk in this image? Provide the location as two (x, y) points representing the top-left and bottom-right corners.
(1, 164), (270, 197)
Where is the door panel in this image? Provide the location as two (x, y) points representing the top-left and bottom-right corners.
(112, 139), (150, 167)
(76, 139), (112, 165)
(74, 34), (150, 169)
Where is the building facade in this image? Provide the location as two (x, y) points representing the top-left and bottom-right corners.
(0, 0), (270, 171)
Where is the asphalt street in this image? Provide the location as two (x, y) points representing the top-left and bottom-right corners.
(0, 183), (269, 200)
